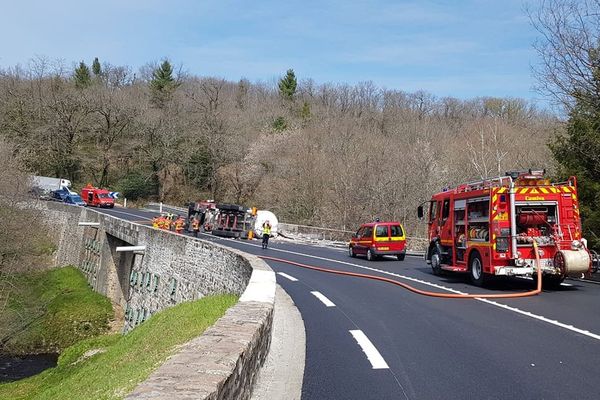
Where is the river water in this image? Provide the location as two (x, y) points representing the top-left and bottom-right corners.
(0, 354), (58, 382)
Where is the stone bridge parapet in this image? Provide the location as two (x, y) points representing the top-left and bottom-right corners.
(34, 201), (275, 400)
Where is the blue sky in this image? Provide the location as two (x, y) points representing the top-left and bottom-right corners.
(1, 0), (544, 102)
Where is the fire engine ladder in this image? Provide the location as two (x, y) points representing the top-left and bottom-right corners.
(455, 175), (513, 193)
(552, 223), (574, 246)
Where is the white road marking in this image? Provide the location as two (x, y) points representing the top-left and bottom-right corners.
(349, 330), (389, 369)
(311, 291), (336, 307)
(108, 218), (600, 342)
(560, 283), (573, 287)
(198, 235), (600, 342)
(102, 209), (154, 221)
(277, 272), (298, 282)
(476, 298), (600, 340)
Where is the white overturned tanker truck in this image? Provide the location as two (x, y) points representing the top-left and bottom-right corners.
(186, 200), (278, 239)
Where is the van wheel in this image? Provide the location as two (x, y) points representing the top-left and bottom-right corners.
(469, 252), (486, 286)
(367, 249), (374, 261)
(349, 246), (356, 258)
(397, 253), (405, 261)
(431, 245), (443, 275)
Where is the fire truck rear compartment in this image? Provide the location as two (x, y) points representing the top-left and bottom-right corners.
(515, 204), (556, 245)
(504, 203), (589, 277)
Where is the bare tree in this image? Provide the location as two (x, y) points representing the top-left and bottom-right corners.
(529, 0), (600, 110)
(0, 140), (52, 317)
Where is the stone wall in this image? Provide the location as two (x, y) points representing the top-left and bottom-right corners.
(33, 201), (276, 399)
(127, 257), (275, 400)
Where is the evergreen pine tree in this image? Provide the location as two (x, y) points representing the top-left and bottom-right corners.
(92, 57), (102, 76)
(550, 102), (600, 249)
(236, 78), (250, 109)
(278, 69), (297, 101)
(300, 101), (311, 121)
(150, 59), (179, 107)
(548, 46), (600, 249)
(73, 61), (91, 89)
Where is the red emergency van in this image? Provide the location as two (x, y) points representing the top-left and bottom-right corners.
(81, 184), (115, 208)
(349, 221), (407, 261)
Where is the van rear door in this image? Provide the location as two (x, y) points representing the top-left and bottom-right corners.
(374, 224), (391, 251)
(390, 224), (406, 251)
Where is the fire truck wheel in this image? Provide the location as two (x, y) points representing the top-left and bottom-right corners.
(430, 245), (443, 276)
(589, 250), (599, 274)
(349, 246), (356, 258)
(469, 252), (486, 286)
(541, 275), (564, 289)
(366, 248), (375, 261)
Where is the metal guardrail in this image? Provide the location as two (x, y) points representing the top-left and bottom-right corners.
(141, 202), (600, 270)
(144, 202), (430, 252)
(146, 202), (187, 214)
(278, 222), (428, 252)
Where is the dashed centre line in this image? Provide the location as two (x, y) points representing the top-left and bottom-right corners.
(311, 291), (336, 307)
(349, 330), (389, 370)
(277, 272), (298, 282)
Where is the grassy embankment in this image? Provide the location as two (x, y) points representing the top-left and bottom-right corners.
(1, 266), (114, 354)
(0, 267), (238, 399)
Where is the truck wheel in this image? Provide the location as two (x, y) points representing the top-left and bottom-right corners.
(542, 275), (564, 289)
(431, 245), (443, 275)
(349, 246), (356, 258)
(469, 252), (486, 286)
(366, 248), (375, 261)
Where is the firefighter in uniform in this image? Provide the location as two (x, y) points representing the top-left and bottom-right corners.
(160, 215), (169, 230)
(152, 216), (159, 229)
(262, 221), (272, 249)
(199, 207), (206, 232)
(174, 215), (185, 234)
(191, 217), (200, 237)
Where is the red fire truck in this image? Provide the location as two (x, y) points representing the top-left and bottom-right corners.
(418, 170), (591, 287)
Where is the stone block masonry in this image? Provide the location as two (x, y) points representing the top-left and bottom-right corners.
(33, 201), (276, 399)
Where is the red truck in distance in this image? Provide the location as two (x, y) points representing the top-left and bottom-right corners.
(81, 184), (115, 208)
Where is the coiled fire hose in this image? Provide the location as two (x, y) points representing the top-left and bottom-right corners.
(260, 242), (542, 299)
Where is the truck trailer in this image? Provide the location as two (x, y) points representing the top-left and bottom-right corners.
(31, 175), (72, 195)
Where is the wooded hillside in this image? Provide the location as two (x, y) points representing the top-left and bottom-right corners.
(0, 57), (560, 235)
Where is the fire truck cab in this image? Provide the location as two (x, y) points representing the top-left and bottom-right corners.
(419, 170), (591, 287)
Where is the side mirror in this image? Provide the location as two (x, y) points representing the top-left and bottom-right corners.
(417, 205), (424, 220)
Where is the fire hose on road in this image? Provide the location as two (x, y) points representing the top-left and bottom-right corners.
(260, 242), (543, 299)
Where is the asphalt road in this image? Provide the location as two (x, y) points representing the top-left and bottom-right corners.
(97, 206), (600, 400)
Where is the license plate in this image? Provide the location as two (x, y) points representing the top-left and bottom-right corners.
(526, 259), (553, 268)
(379, 247), (389, 251)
